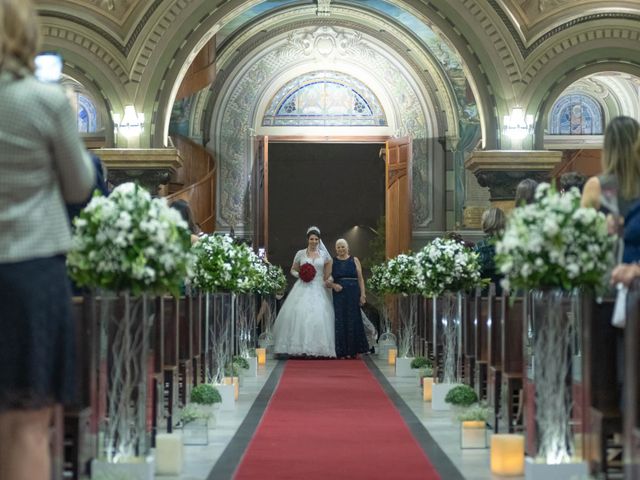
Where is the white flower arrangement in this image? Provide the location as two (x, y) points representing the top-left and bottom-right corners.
(495, 184), (615, 291)
(415, 238), (482, 297)
(252, 262), (286, 295)
(378, 253), (422, 294)
(67, 183), (194, 295)
(192, 235), (258, 293)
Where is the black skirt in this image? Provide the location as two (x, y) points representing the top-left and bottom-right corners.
(0, 255), (76, 411)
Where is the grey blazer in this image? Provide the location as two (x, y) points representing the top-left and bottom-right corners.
(0, 72), (94, 263)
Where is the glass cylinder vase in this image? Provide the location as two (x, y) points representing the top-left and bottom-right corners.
(525, 289), (584, 466)
(94, 291), (153, 463)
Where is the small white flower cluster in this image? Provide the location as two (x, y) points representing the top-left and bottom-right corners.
(192, 235), (255, 293)
(367, 238), (481, 297)
(67, 183), (194, 295)
(192, 235), (286, 294)
(495, 184), (615, 291)
(415, 238), (482, 297)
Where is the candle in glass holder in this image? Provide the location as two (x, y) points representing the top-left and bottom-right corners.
(422, 377), (433, 401)
(490, 434), (524, 475)
(387, 348), (397, 365)
(256, 348), (267, 365)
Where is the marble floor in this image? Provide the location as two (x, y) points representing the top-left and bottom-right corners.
(154, 357), (521, 480)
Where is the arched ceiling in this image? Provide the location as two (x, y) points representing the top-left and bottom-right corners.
(35, 0), (640, 149)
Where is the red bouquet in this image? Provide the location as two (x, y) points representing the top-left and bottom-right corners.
(299, 263), (316, 283)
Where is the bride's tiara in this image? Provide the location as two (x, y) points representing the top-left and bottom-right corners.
(306, 225), (321, 235)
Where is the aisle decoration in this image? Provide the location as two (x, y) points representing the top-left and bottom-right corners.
(67, 183), (193, 477)
(495, 184), (614, 478)
(414, 238), (481, 409)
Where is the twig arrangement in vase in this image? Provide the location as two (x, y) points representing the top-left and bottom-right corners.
(67, 183), (193, 468)
(496, 184), (614, 474)
(415, 238), (482, 384)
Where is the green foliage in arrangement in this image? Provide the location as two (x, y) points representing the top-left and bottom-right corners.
(457, 403), (489, 422)
(233, 356), (250, 369)
(410, 356), (432, 369)
(190, 384), (222, 405)
(225, 363), (239, 377)
(179, 404), (210, 425)
(444, 385), (478, 407)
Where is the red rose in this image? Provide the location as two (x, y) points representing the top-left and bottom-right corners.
(299, 263), (316, 283)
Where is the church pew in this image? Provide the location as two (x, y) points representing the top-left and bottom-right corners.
(624, 281), (640, 478)
(462, 291), (477, 388)
(498, 293), (524, 433)
(486, 283), (502, 432)
(474, 285), (494, 401)
(580, 296), (621, 476)
(155, 296), (180, 433)
(178, 296), (194, 406)
(431, 296), (445, 383)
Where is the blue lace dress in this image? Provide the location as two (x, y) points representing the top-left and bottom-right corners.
(332, 256), (369, 358)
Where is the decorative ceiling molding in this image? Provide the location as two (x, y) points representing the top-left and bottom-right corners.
(40, 23), (130, 84)
(487, 0), (640, 57)
(521, 26), (640, 85)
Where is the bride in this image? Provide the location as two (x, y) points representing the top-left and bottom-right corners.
(272, 226), (336, 357)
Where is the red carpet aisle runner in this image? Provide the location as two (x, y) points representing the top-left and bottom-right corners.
(234, 359), (441, 480)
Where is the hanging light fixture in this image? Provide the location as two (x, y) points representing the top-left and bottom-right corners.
(503, 106), (534, 141)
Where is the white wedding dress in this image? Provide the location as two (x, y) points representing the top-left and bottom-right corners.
(272, 249), (336, 357)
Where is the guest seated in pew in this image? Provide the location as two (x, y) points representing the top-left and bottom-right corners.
(170, 199), (203, 244)
(559, 171), (587, 194)
(474, 207), (506, 295)
(0, 1), (95, 478)
(514, 178), (538, 206)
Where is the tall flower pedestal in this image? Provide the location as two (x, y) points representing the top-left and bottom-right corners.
(182, 418), (209, 446)
(395, 357), (414, 377)
(524, 289), (588, 478)
(432, 383), (459, 411)
(525, 458), (588, 480)
(92, 456), (154, 480)
(93, 292), (153, 467)
(155, 433), (183, 474)
(218, 383), (235, 411)
(461, 421), (488, 449)
(244, 356), (258, 377)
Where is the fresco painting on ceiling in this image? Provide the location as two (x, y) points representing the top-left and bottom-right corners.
(367, 0), (479, 123)
(262, 72), (388, 126)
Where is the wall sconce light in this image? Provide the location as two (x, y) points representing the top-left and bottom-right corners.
(113, 105), (144, 138)
(503, 106), (533, 141)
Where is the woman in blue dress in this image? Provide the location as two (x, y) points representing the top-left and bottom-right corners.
(328, 239), (369, 359)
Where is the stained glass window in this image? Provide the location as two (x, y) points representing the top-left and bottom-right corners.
(549, 94), (604, 135)
(262, 72), (387, 127)
(77, 94), (98, 133)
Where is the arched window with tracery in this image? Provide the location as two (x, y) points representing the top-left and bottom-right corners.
(77, 94), (98, 133)
(262, 71), (387, 127)
(548, 94), (604, 135)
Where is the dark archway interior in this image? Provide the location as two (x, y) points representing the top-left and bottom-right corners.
(268, 142), (385, 286)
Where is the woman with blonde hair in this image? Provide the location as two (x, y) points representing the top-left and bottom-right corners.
(0, 0), (94, 478)
(581, 115), (640, 263)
